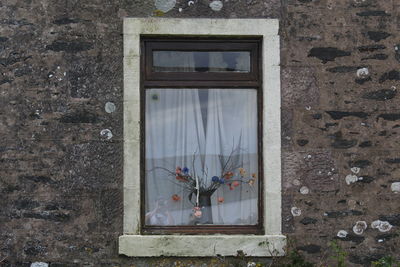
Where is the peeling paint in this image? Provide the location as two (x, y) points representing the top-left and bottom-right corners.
(353, 221), (367, 235)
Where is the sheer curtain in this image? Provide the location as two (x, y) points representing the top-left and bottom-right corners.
(145, 52), (258, 226)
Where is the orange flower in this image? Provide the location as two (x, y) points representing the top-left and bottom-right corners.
(172, 194), (181, 201)
(251, 173), (257, 178)
(217, 197), (224, 203)
(176, 175), (189, 182)
(239, 168), (246, 177)
(248, 178), (255, 186)
(232, 181), (240, 187)
(175, 166), (182, 174)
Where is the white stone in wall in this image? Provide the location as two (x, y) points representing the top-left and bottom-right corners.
(291, 207), (301, 216)
(105, 102), (116, 113)
(353, 221), (367, 235)
(356, 67), (369, 78)
(391, 182), (400, 193)
(299, 186), (309, 194)
(155, 0), (176, 13)
(337, 230), (348, 238)
(31, 263), (48, 267)
(209, 0), (223, 11)
(345, 174), (358, 185)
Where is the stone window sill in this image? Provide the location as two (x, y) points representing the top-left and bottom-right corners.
(119, 235), (286, 257)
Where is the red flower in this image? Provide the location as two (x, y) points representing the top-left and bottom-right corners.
(172, 194), (181, 201)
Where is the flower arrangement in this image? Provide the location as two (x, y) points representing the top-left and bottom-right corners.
(149, 147), (257, 224)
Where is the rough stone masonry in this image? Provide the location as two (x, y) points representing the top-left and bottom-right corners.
(1, 0), (400, 266)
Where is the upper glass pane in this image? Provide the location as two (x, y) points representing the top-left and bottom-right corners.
(145, 88), (258, 226)
(152, 51), (251, 73)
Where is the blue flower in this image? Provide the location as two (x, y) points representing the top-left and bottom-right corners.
(211, 176), (219, 183)
(219, 178), (225, 184)
(182, 167), (189, 174)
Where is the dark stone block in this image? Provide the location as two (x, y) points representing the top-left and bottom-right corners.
(385, 158), (400, 164)
(14, 199), (40, 210)
(59, 110), (99, 123)
(358, 175), (374, 183)
(349, 253), (385, 266)
(326, 111), (368, 120)
(308, 47), (351, 63)
(19, 175), (55, 184)
(376, 232), (399, 242)
(357, 44), (386, 52)
(356, 10), (390, 16)
(53, 18), (79, 25)
(378, 214), (400, 226)
(361, 53), (388, 60)
(349, 160), (372, 168)
(326, 66), (360, 73)
(331, 136), (357, 149)
(297, 244), (321, 254)
(46, 40), (93, 53)
(300, 217), (317, 225)
(325, 210), (363, 218)
(355, 77), (372, 84)
(377, 114), (400, 121)
(297, 139), (309, 146)
(22, 211), (70, 222)
(379, 70), (400, 83)
(359, 141), (372, 147)
(312, 113), (322, 120)
(336, 233), (365, 244)
(366, 31), (391, 42)
(0, 37), (8, 42)
(0, 77), (13, 85)
(362, 89), (396, 101)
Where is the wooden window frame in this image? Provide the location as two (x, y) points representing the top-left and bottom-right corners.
(141, 37), (263, 235)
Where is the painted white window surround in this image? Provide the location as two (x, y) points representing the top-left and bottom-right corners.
(121, 18), (285, 257)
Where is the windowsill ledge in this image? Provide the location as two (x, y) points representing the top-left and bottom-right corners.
(119, 234), (286, 257)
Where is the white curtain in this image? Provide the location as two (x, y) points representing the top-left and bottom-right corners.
(145, 88), (258, 225)
(145, 52), (258, 226)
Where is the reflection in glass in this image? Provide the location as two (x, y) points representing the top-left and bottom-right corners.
(153, 51), (251, 72)
(145, 88), (258, 226)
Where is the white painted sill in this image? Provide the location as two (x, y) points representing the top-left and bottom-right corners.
(119, 235), (286, 257)
(121, 18), (285, 257)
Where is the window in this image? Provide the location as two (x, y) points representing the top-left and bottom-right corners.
(143, 38), (262, 234)
(121, 18), (284, 257)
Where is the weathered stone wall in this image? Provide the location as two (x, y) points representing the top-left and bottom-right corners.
(1, 0), (399, 266)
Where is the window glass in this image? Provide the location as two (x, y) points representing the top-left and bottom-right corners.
(152, 51), (251, 72)
(145, 88), (258, 226)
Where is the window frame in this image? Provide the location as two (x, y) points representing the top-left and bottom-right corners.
(141, 37), (264, 235)
(121, 18), (285, 257)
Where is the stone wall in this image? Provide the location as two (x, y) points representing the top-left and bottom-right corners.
(1, 0), (399, 266)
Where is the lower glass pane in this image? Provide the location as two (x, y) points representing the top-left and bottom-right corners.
(145, 88), (258, 226)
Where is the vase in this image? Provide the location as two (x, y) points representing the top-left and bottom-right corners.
(197, 192), (213, 224)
